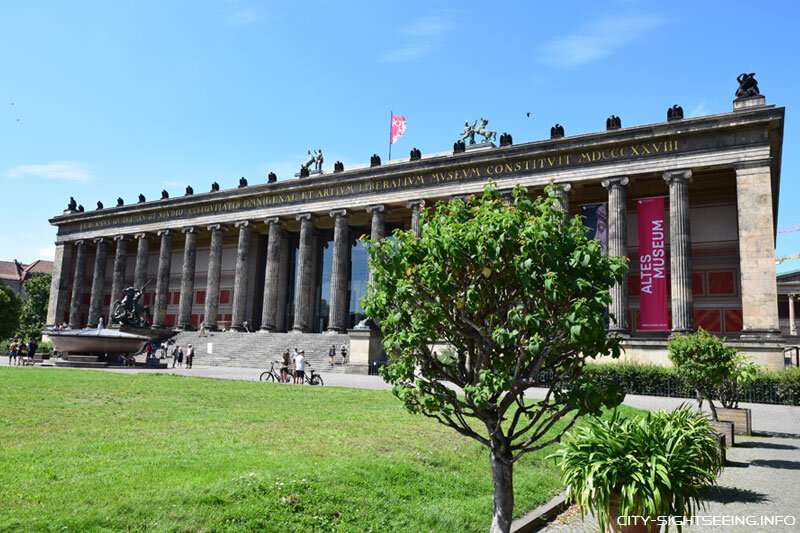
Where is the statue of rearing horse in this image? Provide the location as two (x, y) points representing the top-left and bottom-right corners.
(475, 118), (496, 143)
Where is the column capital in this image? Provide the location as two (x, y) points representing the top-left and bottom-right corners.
(113, 234), (127, 242)
(92, 237), (106, 244)
(553, 182), (572, 193)
(265, 216), (283, 226)
(134, 232), (149, 240)
(296, 212), (313, 222)
(73, 239), (86, 247)
(234, 220), (250, 228)
(157, 229), (175, 237)
(366, 204), (387, 215)
(734, 158), (772, 172)
(330, 208), (352, 218)
(206, 223), (227, 232)
(662, 169), (693, 184)
(181, 226), (198, 234)
(406, 199), (426, 209)
(601, 176), (629, 189)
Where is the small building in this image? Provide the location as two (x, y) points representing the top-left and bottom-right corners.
(45, 79), (787, 370)
(0, 259), (53, 298)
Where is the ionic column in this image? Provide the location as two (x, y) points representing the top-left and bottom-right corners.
(275, 235), (290, 332)
(663, 170), (694, 333)
(292, 214), (314, 332)
(204, 224), (226, 331)
(87, 238), (109, 328)
(601, 176), (630, 334)
(260, 218), (283, 332)
(366, 204), (386, 286)
(407, 200), (425, 238)
(153, 229), (174, 328)
(553, 183), (572, 224)
(177, 227), (198, 330)
(68, 240), (88, 329)
(133, 233), (149, 289)
(327, 209), (352, 333)
(789, 294), (797, 336)
(231, 221), (252, 331)
(108, 236), (128, 319)
(46, 242), (74, 327)
(734, 160), (780, 343)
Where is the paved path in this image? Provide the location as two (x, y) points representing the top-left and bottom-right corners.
(5, 360), (799, 531)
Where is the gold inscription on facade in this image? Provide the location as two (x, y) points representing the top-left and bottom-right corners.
(74, 138), (679, 232)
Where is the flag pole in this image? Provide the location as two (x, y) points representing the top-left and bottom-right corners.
(388, 110), (392, 162)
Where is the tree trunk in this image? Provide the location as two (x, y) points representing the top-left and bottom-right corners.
(489, 434), (514, 533)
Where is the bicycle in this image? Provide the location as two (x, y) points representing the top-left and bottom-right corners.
(286, 364), (324, 386)
(259, 362), (289, 383)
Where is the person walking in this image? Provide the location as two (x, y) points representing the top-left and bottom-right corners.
(186, 344), (194, 369)
(294, 350), (306, 385)
(198, 321), (207, 337)
(340, 343), (348, 366)
(28, 338), (38, 365)
(329, 344), (336, 366)
(171, 344), (180, 368)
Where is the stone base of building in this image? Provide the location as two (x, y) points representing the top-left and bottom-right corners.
(593, 337), (786, 371)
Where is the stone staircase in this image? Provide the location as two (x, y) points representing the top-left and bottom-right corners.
(168, 330), (351, 373)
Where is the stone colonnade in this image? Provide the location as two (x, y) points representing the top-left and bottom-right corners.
(47, 165), (779, 341)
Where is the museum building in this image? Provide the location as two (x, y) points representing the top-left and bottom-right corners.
(46, 83), (786, 370)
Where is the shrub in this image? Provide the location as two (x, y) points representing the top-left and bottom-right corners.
(668, 329), (738, 420)
(552, 406), (723, 533)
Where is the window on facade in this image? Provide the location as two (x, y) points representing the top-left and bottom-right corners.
(708, 271), (736, 295)
(694, 309), (722, 332)
(196, 291), (206, 305)
(220, 290), (231, 304)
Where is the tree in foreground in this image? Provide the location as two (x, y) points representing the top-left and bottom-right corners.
(16, 273), (51, 341)
(0, 281), (24, 339)
(362, 182), (627, 533)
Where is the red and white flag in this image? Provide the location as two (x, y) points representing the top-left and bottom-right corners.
(391, 114), (407, 144)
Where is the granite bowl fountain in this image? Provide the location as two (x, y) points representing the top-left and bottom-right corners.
(49, 328), (150, 367)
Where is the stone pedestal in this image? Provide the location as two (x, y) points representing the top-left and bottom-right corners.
(733, 95), (766, 111)
(347, 328), (385, 375)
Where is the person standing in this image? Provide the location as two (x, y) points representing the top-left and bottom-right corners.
(28, 338), (38, 365)
(329, 344), (336, 366)
(340, 343), (348, 366)
(171, 344), (180, 368)
(198, 321), (207, 337)
(8, 339), (17, 365)
(17, 339), (26, 365)
(186, 344), (194, 369)
(177, 346), (184, 368)
(280, 348), (291, 383)
(295, 350), (306, 385)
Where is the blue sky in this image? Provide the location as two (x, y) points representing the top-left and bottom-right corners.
(2, 0), (799, 270)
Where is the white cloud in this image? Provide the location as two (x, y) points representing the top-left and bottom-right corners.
(227, 8), (260, 26)
(379, 15), (453, 63)
(5, 161), (92, 182)
(39, 246), (56, 260)
(163, 180), (188, 188)
(689, 101), (709, 117)
(538, 15), (665, 67)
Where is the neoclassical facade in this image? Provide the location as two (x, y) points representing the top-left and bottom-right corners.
(46, 93), (786, 369)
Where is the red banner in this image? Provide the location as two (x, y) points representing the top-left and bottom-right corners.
(391, 114), (406, 144)
(637, 197), (668, 330)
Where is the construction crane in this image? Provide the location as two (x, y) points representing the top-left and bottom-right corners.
(776, 253), (800, 265)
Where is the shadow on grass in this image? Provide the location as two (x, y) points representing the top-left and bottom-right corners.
(750, 459), (800, 470)
(704, 486), (770, 504)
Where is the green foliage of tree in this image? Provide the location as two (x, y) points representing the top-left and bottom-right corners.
(16, 273), (51, 341)
(668, 328), (738, 420)
(362, 182), (628, 533)
(0, 281), (24, 340)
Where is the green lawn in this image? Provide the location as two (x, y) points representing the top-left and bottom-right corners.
(0, 368), (639, 532)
